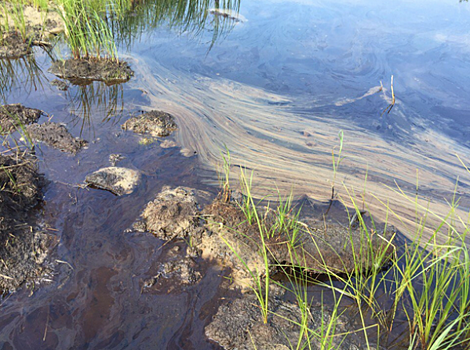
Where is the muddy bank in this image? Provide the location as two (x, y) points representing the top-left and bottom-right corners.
(122, 110), (178, 137)
(0, 4), (63, 38)
(0, 4), (63, 59)
(0, 104), (43, 133)
(26, 122), (87, 154)
(0, 32), (32, 59)
(49, 58), (134, 85)
(0, 152), (51, 291)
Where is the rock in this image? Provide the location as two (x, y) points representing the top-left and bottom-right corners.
(48, 58), (134, 84)
(122, 110), (177, 137)
(85, 167), (141, 196)
(134, 187), (200, 241)
(206, 293), (363, 350)
(0, 103), (42, 134)
(26, 122), (87, 153)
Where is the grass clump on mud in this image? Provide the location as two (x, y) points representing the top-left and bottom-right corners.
(204, 147), (470, 350)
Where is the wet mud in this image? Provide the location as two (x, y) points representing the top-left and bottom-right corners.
(133, 187), (202, 240)
(0, 104), (43, 133)
(206, 290), (364, 350)
(0, 152), (52, 291)
(48, 58), (134, 85)
(127, 183), (396, 347)
(0, 4), (63, 59)
(0, 32), (32, 59)
(122, 110), (178, 137)
(26, 122), (87, 154)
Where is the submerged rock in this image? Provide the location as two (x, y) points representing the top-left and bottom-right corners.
(159, 256), (202, 285)
(0, 103), (42, 133)
(202, 201), (394, 287)
(50, 79), (69, 91)
(268, 219), (394, 275)
(122, 110), (177, 137)
(48, 58), (134, 84)
(134, 187), (200, 241)
(85, 167), (141, 196)
(26, 122), (87, 154)
(206, 293), (363, 350)
(0, 153), (51, 292)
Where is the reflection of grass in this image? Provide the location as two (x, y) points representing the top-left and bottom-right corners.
(0, 55), (46, 102)
(3, 0), (241, 60)
(65, 81), (124, 136)
(215, 147), (470, 349)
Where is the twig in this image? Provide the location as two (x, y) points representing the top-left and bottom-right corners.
(380, 75), (395, 117)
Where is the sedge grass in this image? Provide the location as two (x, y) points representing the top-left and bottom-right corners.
(214, 144), (470, 349)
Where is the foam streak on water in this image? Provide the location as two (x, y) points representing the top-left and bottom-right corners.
(127, 52), (470, 242)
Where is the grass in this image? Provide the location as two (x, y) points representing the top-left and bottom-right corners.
(214, 146), (470, 349)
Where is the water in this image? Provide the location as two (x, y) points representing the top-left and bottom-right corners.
(1, 0), (470, 348)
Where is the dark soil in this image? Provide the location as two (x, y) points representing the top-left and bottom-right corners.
(48, 58), (134, 85)
(133, 187), (202, 241)
(203, 200), (394, 276)
(141, 245), (202, 291)
(206, 292), (365, 350)
(26, 122), (87, 154)
(0, 104), (43, 134)
(122, 110), (178, 137)
(0, 32), (32, 59)
(0, 153), (51, 291)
